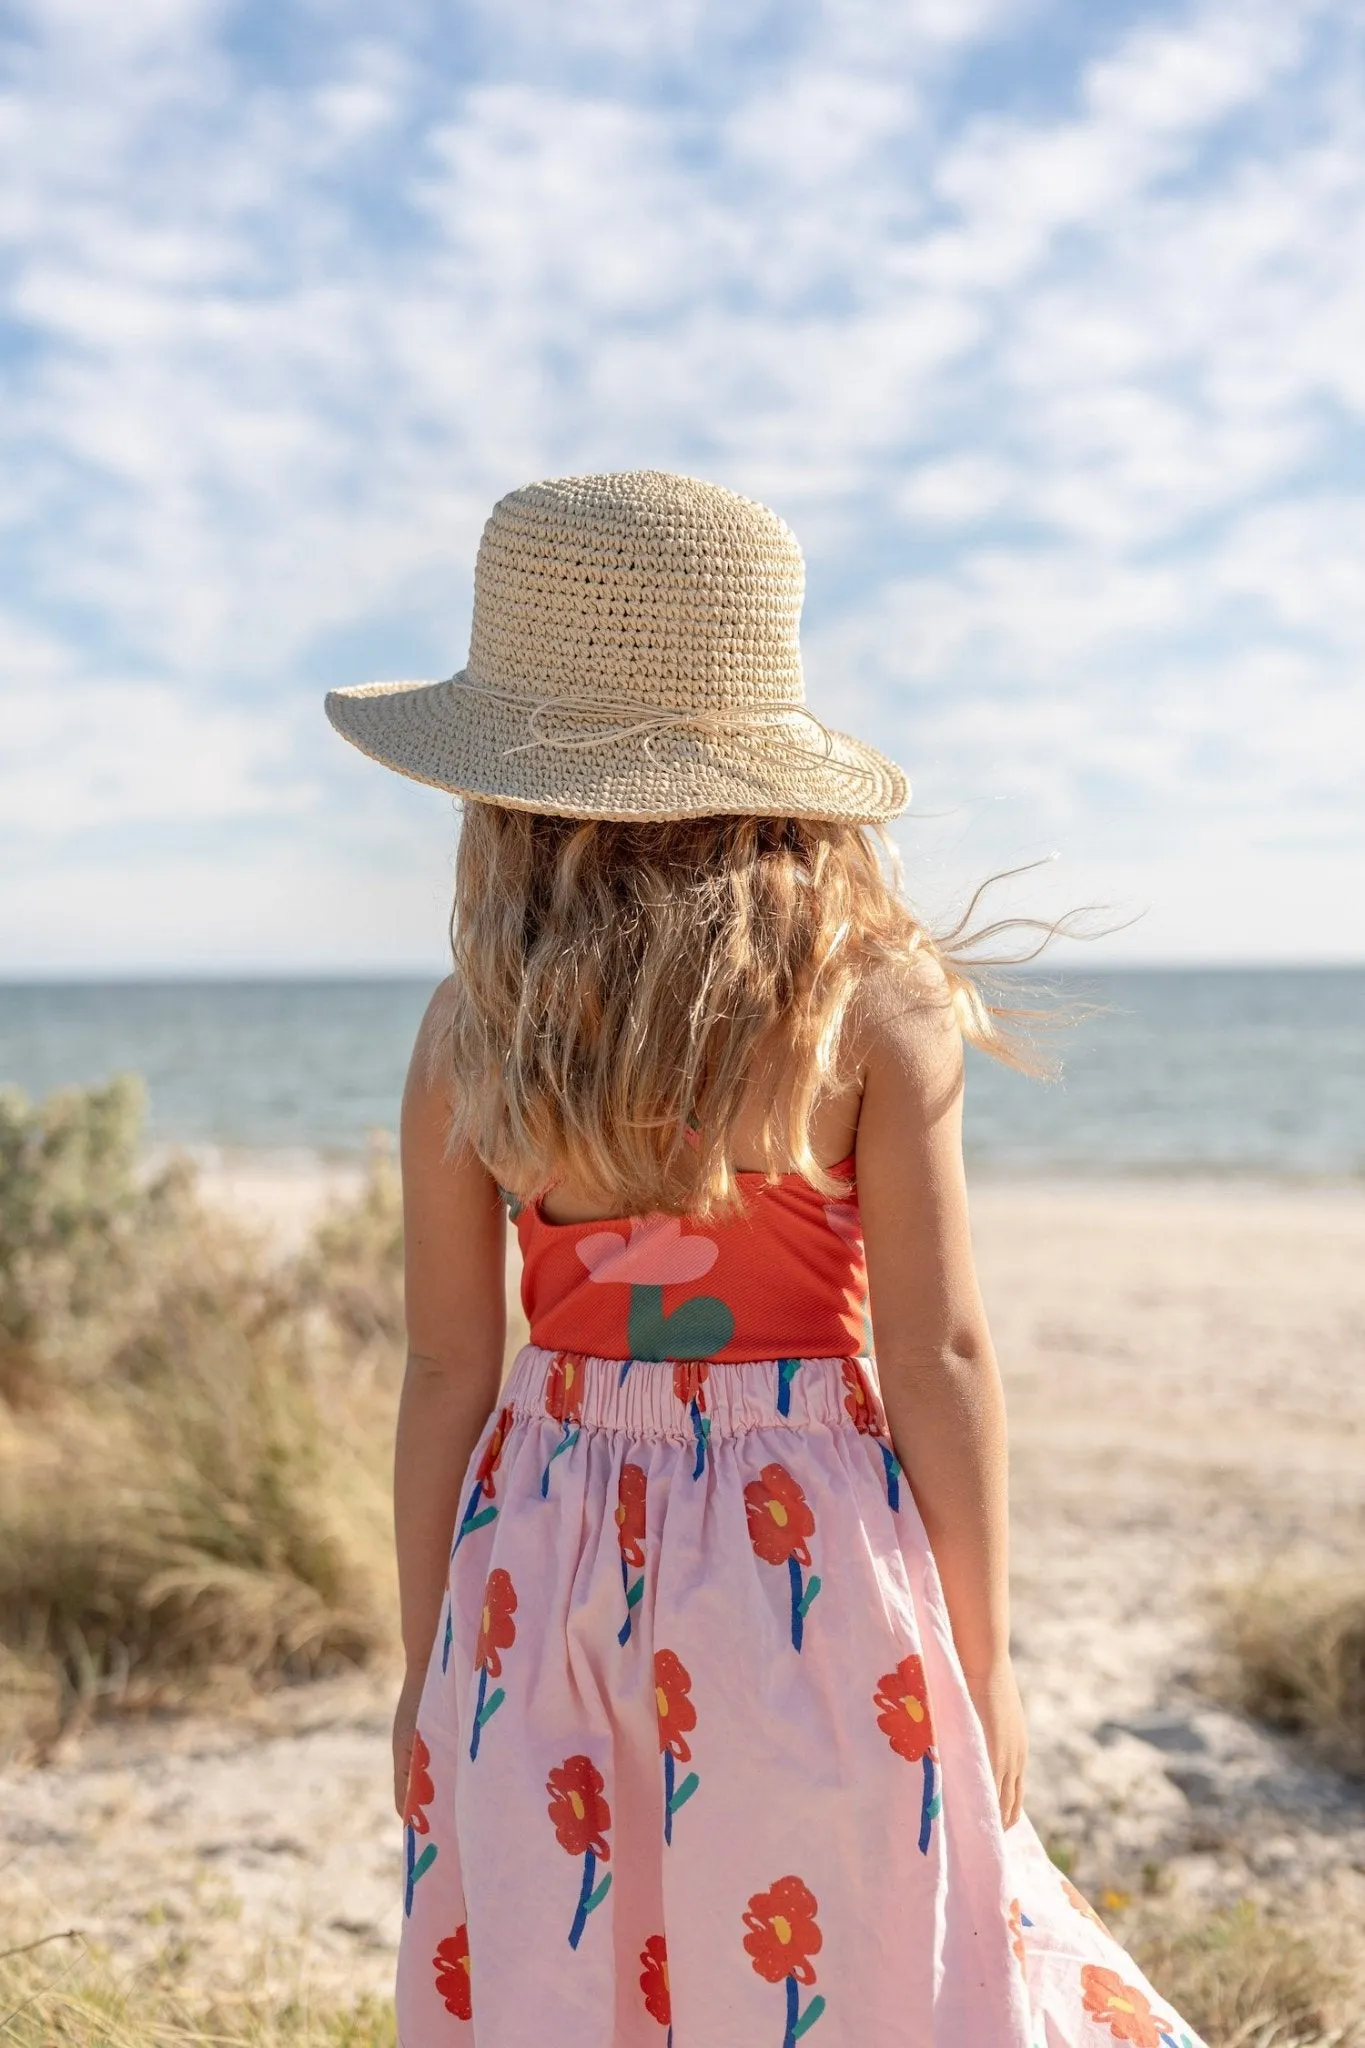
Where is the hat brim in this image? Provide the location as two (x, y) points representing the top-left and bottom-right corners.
(324, 674), (909, 825)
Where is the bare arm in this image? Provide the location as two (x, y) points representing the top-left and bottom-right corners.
(391, 983), (506, 1805)
(854, 959), (1026, 1827)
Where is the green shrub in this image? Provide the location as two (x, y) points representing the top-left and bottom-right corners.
(0, 1081), (401, 1752)
(0, 1077), (192, 1406)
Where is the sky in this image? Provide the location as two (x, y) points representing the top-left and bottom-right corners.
(2, 0), (1363, 973)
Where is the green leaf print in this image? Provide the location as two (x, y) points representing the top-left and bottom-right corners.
(792, 1994), (826, 2037)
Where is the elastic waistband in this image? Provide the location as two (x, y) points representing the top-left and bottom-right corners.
(503, 1344), (889, 1443)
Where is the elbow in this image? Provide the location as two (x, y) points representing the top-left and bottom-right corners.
(875, 1324), (995, 1383)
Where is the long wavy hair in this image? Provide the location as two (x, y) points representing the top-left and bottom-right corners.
(435, 803), (1076, 1218)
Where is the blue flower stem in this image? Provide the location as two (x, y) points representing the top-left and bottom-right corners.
(568, 1847), (597, 1949)
(469, 1665), (488, 1761)
(663, 1747), (675, 1844)
(788, 1554), (804, 1651)
(880, 1441), (901, 1511)
(690, 1400), (707, 1479)
(919, 1753), (936, 1854)
(403, 1826), (436, 1915)
(451, 1479), (484, 1553)
(441, 1598), (452, 1673)
(540, 1422), (579, 1498)
(783, 1972), (799, 2048)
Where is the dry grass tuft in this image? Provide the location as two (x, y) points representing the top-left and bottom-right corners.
(0, 1080), (406, 1756)
(1124, 1901), (1364, 2048)
(0, 1934), (394, 2046)
(1212, 1571), (1365, 1778)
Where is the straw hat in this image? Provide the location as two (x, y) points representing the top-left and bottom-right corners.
(324, 470), (909, 823)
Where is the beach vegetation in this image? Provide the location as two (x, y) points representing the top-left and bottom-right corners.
(1125, 1899), (1363, 2047)
(0, 1080), (406, 1757)
(1213, 1570), (1365, 1777)
(0, 1933), (396, 2047)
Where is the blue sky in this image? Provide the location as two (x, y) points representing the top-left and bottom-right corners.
(3, 0), (1362, 971)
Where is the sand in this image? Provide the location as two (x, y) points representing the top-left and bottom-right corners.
(5, 1170), (1364, 2002)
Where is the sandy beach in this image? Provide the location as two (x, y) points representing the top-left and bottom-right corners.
(5, 1168), (1364, 2003)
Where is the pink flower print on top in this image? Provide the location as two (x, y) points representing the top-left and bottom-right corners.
(576, 1216), (721, 1286)
(577, 1218), (735, 1364)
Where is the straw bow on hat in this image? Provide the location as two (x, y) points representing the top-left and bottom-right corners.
(324, 469), (909, 823)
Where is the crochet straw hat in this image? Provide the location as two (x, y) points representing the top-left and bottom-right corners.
(324, 470), (909, 823)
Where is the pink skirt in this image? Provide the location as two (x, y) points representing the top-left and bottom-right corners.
(396, 1347), (1206, 2047)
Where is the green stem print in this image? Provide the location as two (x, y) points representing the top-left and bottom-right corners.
(627, 1284), (734, 1361)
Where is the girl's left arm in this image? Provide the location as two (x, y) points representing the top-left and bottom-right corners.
(391, 982), (506, 1810)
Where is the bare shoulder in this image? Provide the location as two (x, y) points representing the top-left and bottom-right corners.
(849, 948), (963, 1090)
(405, 975), (460, 1102)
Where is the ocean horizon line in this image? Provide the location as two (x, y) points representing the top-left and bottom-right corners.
(2, 959), (1363, 987)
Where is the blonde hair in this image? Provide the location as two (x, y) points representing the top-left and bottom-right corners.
(436, 804), (1077, 1220)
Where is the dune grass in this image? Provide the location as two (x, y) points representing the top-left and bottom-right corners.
(1124, 1901), (1364, 2048)
(1211, 1570), (1365, 1779)
(0, 1079), (404, 1756)
(5, 1905), (1359, 2048)
(0, 1934), (395, 2047)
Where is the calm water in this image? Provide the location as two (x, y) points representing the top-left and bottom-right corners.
(0, 970), (1361, 1178)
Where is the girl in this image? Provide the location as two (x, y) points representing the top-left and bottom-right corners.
(326, 471), (1205, 2047)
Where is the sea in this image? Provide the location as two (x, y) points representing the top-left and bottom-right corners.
(0, 969), (1361, 1180)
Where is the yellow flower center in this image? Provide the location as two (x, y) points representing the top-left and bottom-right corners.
(615, 1504), (625, 1526)
(901, 1694), (924, 1721)
(772, 1915), (792, 1945)
(481, 1605), (491, 1636)
(1110, 1996), (1135, 2014)
(656, 1686), (670, 1718)
(570, 1790), (585, 1820)
(767, 1500), (789, 1527)
(460, 1956), (470, 1977)
(661, 1959), (669, 1991)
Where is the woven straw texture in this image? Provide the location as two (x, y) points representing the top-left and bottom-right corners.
(324, 470), (908, 822)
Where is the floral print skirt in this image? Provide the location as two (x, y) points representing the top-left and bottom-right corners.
(396, 1346), (1206, 2048)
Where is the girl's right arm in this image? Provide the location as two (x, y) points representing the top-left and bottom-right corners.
(391, 982), (507, 1813)
(854, 956), (1028, 1829)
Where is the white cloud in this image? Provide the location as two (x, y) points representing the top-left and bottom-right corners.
(0, 0), (1362, 965)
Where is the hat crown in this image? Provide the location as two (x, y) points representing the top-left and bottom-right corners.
(466, 470), (806, 714)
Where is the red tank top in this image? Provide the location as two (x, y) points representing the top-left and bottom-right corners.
(512, 1156), (869, 1363)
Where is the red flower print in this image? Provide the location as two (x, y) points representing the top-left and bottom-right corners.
(672, 1361), (709, 1409)
(841, 1357), (875, 1432)
(873, 1652), (935, 1764)
(654, 1648), (696, 1762)
(616, 1462), (648, 1566)
(547, 1754), (612, 1861)
(402, 1728), (434, 1833)
(432, 1923), (472, 2021)
(474, 1405), (514, 1495)
(639, 1933), (671, 2026)
(546, 1351), (585, 1424)
(1008, 1897), (1026, 1968)
(474, 1567), (518, 1677)
(743, 1875), (822, 1986)
(1063, 1877), (1110, 1932)
(744, 1463), (814, 1567)
(1080, 1964), (1169, 2048)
